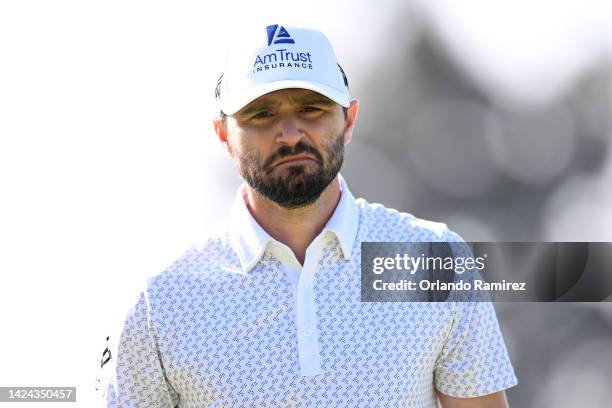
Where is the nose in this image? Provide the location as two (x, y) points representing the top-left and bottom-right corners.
(276, 114), (304, 146)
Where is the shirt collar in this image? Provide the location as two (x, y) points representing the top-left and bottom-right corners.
(228, 174), (360, 273)
(323, 174), (359, 261)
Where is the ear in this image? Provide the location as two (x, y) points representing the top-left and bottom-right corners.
(212, 117), (234, 156)
(342, 99), (359, 145)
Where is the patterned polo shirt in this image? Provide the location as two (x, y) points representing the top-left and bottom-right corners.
(98, 175), (517, 407)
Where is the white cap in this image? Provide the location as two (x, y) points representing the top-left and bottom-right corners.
(217, 24), (350, 115)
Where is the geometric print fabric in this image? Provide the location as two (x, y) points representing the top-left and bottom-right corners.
(100, 179), (517, 407)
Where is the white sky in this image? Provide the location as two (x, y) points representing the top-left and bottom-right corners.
(0, 1), (609, 406)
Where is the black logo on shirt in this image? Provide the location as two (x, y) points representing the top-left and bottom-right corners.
(100, 336), (112, 368)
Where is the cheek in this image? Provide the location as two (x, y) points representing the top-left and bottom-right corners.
(226, 134), (249, 158)
(319, 128), (344, 153)
(309, 118), (337, 136)
(313, 115), (345, 145)
(228, 129), (267, 156)
(230, 139), (264, 168)
(319, 110), (346, 136)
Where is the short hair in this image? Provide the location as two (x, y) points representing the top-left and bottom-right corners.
(216, 64), (350, 121)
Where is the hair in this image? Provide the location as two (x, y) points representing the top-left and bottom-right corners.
(216, 64), (350, 123)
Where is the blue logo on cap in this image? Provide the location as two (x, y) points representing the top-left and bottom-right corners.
(266, 24), (295, 45)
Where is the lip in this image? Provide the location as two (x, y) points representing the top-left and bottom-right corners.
(273, 155), (319, 168)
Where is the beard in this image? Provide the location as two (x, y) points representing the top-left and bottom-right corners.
(236, 132), (345, 209)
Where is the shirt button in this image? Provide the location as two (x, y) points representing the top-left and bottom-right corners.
(304, 329), (313, 336)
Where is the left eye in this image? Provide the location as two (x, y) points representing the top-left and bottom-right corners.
(302, 106), (320, 113)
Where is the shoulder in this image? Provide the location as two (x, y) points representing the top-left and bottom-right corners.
(355, 197), (464, 243)
(145, 219), (243, 296)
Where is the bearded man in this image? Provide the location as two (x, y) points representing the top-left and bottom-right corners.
(98, 24), (517, 408)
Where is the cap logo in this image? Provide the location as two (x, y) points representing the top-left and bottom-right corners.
(266, 24), (295, 45)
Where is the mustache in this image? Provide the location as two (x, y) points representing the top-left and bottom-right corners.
(263, 142), (323, 173)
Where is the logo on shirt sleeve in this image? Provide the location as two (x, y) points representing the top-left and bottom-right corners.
(95, 335), (114, 399)
(100, 336), (112, 368)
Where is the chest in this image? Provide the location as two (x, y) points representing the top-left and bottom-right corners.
(150, 257), (452, 407)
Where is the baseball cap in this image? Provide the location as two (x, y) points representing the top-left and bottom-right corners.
(217, 24), (350, 115)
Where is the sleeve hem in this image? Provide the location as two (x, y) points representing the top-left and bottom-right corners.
(436, 377), (518, 399)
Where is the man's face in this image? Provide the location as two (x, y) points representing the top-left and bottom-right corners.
(222, 89), (353, 209)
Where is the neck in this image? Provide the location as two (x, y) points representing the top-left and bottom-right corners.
(243, 176), (341, 265)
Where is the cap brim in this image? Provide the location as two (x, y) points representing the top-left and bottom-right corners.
(221, 80), (350, 115)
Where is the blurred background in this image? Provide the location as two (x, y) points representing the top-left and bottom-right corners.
(0, 0), (611, 406)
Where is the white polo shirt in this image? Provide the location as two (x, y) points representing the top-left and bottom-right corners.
(99, 175), (517, 407)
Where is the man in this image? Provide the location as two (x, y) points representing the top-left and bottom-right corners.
(98, 24), (517, 407)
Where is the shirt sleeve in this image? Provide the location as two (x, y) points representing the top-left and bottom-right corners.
(434, 300), (518, 397)
(96, 291), (180, 408)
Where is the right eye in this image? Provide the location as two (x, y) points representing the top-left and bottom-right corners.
(252, 111), (272, 120)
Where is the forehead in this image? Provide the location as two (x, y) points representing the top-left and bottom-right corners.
(238, 88), (336, 112)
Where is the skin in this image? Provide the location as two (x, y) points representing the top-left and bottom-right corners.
(437, 391), (509, 408)
(214, 88), (358, 264)
(213, 88), (510, 407)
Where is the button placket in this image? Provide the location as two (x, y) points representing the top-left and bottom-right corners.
(295, 237), (326, 376)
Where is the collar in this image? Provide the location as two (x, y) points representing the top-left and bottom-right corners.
(228, 174), (360, 273)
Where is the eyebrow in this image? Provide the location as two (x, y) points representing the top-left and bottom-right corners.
(237, 93), (336, 117)
(288, 94), (335, 106)
(238, 100), (282, 116)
